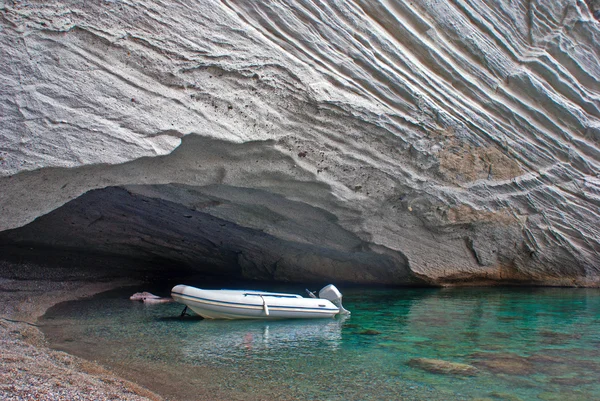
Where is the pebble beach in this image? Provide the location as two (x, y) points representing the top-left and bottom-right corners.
(0, 262), (163, 401)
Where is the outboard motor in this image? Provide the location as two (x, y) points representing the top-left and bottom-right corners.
(318, 284), (351, 315)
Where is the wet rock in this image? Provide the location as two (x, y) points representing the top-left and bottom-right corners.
(408, 358), (478, 376)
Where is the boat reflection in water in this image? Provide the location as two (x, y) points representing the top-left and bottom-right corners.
(179, 316), (348, 363)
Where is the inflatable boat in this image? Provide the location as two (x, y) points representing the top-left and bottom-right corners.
(171, 284), (350, 319)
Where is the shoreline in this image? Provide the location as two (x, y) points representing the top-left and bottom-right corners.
(5, 255), (599, 401)
(0, 271), (303, 401)
(0, 274), (164, 401)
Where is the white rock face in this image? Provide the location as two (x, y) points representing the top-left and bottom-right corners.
(0, 0), (599, 285)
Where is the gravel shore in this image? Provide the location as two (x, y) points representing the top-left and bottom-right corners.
(0, 267), (164, 401)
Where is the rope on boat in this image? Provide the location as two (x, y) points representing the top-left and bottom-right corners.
(259, 295), (269, 316)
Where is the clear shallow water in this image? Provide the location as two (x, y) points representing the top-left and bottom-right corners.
(41, 286), (600, 401)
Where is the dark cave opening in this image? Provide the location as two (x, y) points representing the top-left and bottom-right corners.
(0, 185), (418, 287)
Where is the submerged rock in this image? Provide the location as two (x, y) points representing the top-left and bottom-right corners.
(0, 1), (599, 285)
(487, 393), (525, 401)
(471, 353), (535, 376)
(408, 358), (478, 376)
(538, 391), (590, 401)
(358, 329), (382, 336)
(550, 377), (595, 386)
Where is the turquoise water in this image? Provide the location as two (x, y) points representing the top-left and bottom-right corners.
(41, 286), (600, 401)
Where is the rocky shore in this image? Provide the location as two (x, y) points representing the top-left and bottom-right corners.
(0, 262), (162, 401)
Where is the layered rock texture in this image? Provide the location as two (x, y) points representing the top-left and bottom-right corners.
(1, 0), (599, 285)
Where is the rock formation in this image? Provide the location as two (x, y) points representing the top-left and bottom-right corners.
(1, 0), (599, 285)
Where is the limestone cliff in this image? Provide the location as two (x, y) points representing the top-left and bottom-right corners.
(1, 0), (599, 285)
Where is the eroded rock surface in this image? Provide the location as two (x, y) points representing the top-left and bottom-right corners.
(1, 0), (599, 285)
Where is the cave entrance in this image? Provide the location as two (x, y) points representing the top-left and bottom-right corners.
(0, 184), (414, 286)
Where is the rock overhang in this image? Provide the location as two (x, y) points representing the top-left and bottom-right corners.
(0, 0), (599, 286)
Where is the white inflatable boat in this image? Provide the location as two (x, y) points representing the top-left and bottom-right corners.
(171, 284), (350, 319)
